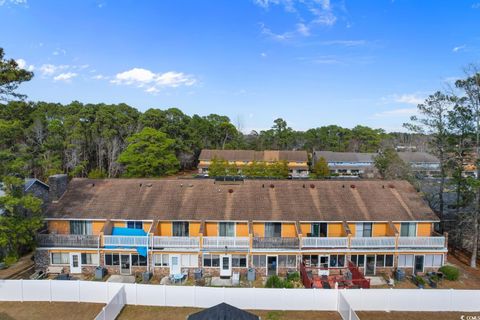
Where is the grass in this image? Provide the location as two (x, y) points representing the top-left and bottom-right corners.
(0, 302), (104, 320)
(116, 306), (341, 320)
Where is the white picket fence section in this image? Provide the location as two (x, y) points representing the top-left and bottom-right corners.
(1, 280), (480, 320)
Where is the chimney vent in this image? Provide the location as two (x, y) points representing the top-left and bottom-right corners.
(310, 184), (315, 189)
(228, 189), (234, 193)
(350, 184), (355, 189)
(270, 184), (274, 189)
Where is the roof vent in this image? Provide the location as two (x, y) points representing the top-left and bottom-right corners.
(382, 185), (385, 189)
(350, 184), (355, 189)
(180, 184), (183, 188)
(310, 184), (315, 189)
(342, 185), (345, 188)
(139, 183), (143, 187)
(146, 183), (152, 187)
(91, 183), (95, 187)
(270, 184), (274, 189)
(228, 189), (234, 193)
(188, 184), (194, 187)
(388, 184), (395, 189)
(302, 184), (305, 188)
(262, 184), (264, 188)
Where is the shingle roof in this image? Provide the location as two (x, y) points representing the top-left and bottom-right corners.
(46, 178), (437, 222)
(199, 149), (308, 162)
(314, 151), (376, 163)
(397, 152), (440, 163)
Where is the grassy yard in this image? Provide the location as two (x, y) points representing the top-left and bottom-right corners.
(117, 306), (341, 320)
(0, 302), (104, 320)
(357, 311), (480, 320)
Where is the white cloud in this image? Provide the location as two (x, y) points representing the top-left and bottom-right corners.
(319, 40), (367, 46)
(373, 108), (417, 118)
(296, 23), (310, 36)
(0, 0), (27, 6)
(53, 72), (77, 82)
(91, 74), (108, 80)
(15, 58), (34, 71)
(111, 67), (197, 93)
(393, 94), (424, 105)
(39, 64), (69, 76)
(452, 45), (466, 52)
(52, 48), (67, 56)
(260, 52), (267, 58)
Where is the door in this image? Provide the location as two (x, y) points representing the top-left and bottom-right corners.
(220, 254), (232, 278)
(267, 256), (277, 276)
(365, 255), (375, 276)
(69, 253), (82, 273)
(169, 254), (181, 275)
(120, 254), (131, 275)
(414, 255), (424, 274)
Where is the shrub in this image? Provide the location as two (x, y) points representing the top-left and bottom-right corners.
(88, 168), (107, 179)
(286, 271), (300, 282)
(4, 255), (18, 267)
(414, 275), (426, 285)
(265, 275), (284, 288)
(439, 265), (460, 281)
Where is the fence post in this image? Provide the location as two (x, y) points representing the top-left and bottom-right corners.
(49, 280), (52, 303)
(77, 280), (81, 303)
(193, 286), (196, 308)
(20, 279), (23, 303)
(135, 283), (138, 306)
(163, 284), (167, 306)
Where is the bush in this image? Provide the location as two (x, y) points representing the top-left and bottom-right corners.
(439, 265), (460, 281)
(414, 275), (426, 285)
(265, 275), (284, 288)
(286, 271), (300, 282)
(88, 168), (107, 179)
(3, 255), (18, 267)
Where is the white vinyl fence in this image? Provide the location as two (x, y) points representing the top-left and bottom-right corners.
(1, 280), (480, 320)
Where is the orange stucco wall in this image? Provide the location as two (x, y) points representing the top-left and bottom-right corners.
(373, 223), (388, 237)
(328, 223), (345, 237)
(190, 222), (201, 236)
(417, 223), (431, 236)
(348, 223), (356, 236)
(158, 222), (172, 236)
(48, 220), (69, 234)
(113, 221), (125, 228)
(205, 222), (218, 236)
(236, 223), (249, 237)
(92, 221), (104, 235)
(142, 222), (152, 233)
(253, 223), (265, 237)
(281, 223), (296, 237)
(300, 223), (310, 235)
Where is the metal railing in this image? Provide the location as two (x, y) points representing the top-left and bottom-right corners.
(350, 237), (396, 248)
(103, 235), (149, 247)
(152, 236), (200, 248)
(397, 236), (445, 248)
(253, 237), (299, 249)
(202, 237), (250, 249)
(301, 237), (348, 248)
(36, 234), (99, 248)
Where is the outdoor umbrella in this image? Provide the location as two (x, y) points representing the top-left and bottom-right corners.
(187, 302), (259, 320)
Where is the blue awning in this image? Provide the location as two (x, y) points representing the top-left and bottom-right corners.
(106, 227), (148, 257)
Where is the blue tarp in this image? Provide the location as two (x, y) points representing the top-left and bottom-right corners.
(106, 227), (148, 257)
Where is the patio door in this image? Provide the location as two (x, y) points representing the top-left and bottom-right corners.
(365, 255), (375, 276)
(69, 253), (82, 273)
(220, 254), (232, 278)
(414, 255), (424, 274)
(120, 254), (131, 275)
(169, 254), (181, 275)
(267, 256), (277, 276)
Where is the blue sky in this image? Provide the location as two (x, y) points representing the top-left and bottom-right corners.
(1, 0), (479, 132)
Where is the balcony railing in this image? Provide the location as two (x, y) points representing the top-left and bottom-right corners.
(37, 234), (99, 248)
(202, 237), (250, 250)
(398, 236), (445, 248)
(350, 237), (396, 248)
(301, 237), (348, 248)
(103, 235), (149, 247)
(153, 236), (200, 248)
(253, 237), (299, 249)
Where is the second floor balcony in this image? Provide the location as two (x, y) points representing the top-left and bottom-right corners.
(202, 236), (250, 250)
(37, 233), (100, 248)
(103, 235), (149, 247)
(253, 237), (299, 249)
(398, 236), (445, 248)
(350, 236), (396, 248)
(153, 236), (200, 249)
(301, 237), (348, 248)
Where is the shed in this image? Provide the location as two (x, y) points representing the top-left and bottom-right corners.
(187, 303), (259, 320)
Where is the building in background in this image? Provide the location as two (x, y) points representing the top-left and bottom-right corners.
(198, 149), (309, 178)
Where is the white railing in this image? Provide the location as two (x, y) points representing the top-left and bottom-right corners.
(301, 237), (348, 248)
(153, 236), (200, 248)
(103, 235), (149, 247)
(397, 236), (445, 248)
(350, 237), (396, 248)
(202, 237), (250, 249)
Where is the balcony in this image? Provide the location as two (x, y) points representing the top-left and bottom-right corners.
(153, 236), (200, 249)
(398, 236), (445, 248)
(253, 237), (299, 249)
(103, 235), (149, 247)
(202, 237), (250, 250)
(301, 237), (348, 248)
(37, 234), (100, 248)
(350, 237), (396, 248)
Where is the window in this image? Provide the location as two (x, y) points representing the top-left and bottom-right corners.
(311, 223), (327, 237)
(70, 221), (92, 235)
(51, 252), (69, 264)
(127, 221), (143, 229)
(219, 222), (235, 237)
(355, 223), (372, 237)
(173, 221), (189, 237)
(131, 254), (147, 266)
(400, 223), (417, 237)
(265, 222), (281, 237)
(182, 254), (198, 267)
(278, 255), (296, 268)
(252, 255), (266, 267)
(319, 256), (329, 268)
(329, 254), (345, 268)
(398, 254), (414, 267)
(154, 254), (169, 267)
(350, 255), (365, 267)
(232, 255), (247, 268)
(105, 253), (120, 266)
(81, 253), (99, 265)
(203, 254), (220, 267)
(424, 254), (443, 267)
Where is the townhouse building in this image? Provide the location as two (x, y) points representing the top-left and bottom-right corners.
(198, 149), (309, 178)
(35, 176), (447, 279)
